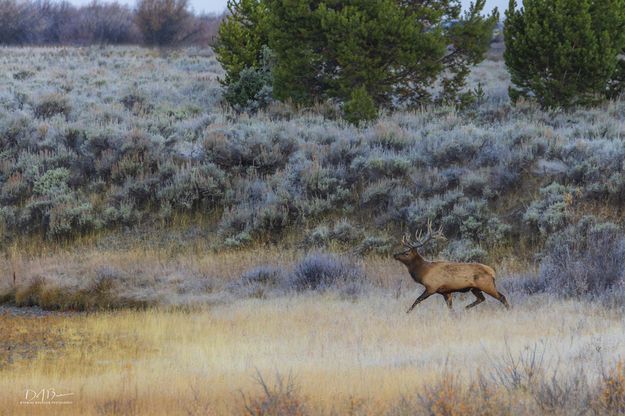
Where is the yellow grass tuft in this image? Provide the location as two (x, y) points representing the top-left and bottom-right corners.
(595, 361), (625, 415)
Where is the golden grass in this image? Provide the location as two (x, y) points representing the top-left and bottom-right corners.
(1, 245), (298, 306)
(1, 292), (624, 415)
(1, 244), (408, 311)
(0, 237), (529, 305)
(1, 245), (623, 414)
(3, 243), (298, 285)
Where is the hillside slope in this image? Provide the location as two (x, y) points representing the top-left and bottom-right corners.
(1, 46), (625, 308)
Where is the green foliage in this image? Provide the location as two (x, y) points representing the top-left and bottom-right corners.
(504, 0), (625, 108)
(216, 0), (498, 118)
(438, 2), (500, 105)
(33, 168), (71, 197)
(223, 46), (274, 112)
(215, 1), (275, 111)
(214, 0), (270, 85)
(343, 87), (377, 125)
(268, 0), (497, 108)
(523, 182), (574, 235)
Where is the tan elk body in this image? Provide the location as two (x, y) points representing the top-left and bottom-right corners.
(394, 223), (510, 312)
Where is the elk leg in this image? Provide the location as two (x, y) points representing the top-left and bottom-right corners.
(441, 293), (453, 310)
(406, 290), (431, 314)
(465, 289), (485, 309)
(483, 287), (511, 310)
(497, 292), (511, 309)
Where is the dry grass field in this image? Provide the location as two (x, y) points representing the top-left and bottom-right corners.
(2, 289), (625, 415)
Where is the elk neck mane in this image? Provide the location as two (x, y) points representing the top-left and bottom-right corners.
(406, 251), (433, 284)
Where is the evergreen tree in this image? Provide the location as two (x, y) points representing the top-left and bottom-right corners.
(223, 46), (275, 112)
(267, 0), (497, 108)
(214, 0), (269, 85)
(344, 86), (377, 124)
(215, 0), (497, 119)
(504, 0), (625, 108)
(264, 0), (327, 105)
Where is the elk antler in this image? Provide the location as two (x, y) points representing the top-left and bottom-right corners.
(402, 220), (446, 249)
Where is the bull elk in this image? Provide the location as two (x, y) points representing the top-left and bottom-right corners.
(394, 221), (510, 313)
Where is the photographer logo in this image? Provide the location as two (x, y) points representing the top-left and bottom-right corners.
(20, 388), (74, 405)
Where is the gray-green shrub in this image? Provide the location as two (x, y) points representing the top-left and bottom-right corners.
(537, 217), (625, 301)
(289, 253), (365, 292)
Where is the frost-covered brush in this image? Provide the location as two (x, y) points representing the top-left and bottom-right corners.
(394, 220), (510, 313)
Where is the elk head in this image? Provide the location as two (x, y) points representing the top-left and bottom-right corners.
(393, 220), (446, 265)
